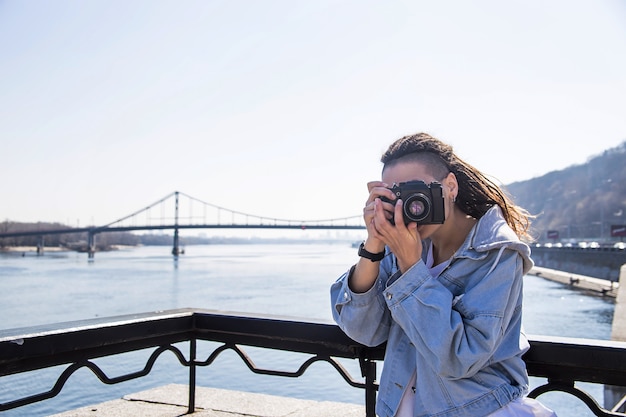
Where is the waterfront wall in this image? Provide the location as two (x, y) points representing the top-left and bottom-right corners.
(530, 246), (626, 281)
(529, 266), (618, 297)
(605, 264), (626, 411)
(611, 264), (626, 341)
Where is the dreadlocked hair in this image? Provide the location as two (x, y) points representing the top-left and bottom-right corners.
(381, 133), (533, 241)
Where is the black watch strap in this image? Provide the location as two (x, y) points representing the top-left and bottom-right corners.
(358, 242), (386, 262)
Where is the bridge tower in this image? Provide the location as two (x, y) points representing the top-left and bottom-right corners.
(172, 191), (181, 257)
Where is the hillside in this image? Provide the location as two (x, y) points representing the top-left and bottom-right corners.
(505, 141), (626, 243)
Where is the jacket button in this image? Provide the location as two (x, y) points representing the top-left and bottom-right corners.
(386, 293), (392, 300)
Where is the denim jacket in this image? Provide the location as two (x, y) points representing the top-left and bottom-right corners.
(331, 206), (534, 417)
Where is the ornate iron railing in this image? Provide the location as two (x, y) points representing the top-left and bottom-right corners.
(1, 309), (625, 416)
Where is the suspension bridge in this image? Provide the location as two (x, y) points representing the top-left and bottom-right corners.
(0, 191), (365, 258)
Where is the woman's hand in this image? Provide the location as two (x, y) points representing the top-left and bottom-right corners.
(350, 181), (397, 294)
(362, 181), (395, 253)
(351, 181), (422, 293)
(365, 183), (422, 273)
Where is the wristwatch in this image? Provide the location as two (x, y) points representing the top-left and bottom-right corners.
(358, 242), (386, 262)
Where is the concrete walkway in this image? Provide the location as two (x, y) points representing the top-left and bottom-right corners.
(51, 384), (366, 417)
(529, 266), (619, 297)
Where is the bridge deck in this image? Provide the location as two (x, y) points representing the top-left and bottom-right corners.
(51, 384), (365, 417)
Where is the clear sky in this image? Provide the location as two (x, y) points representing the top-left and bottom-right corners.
(2, 0), (625, 227)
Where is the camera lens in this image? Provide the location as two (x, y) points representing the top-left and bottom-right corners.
(404, 193), (431, 222)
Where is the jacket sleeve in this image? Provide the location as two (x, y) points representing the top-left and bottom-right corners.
(330, 262), (394, 347)
(386, 248), (525, 379)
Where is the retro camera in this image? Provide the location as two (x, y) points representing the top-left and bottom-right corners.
(382, 180), (445, 225)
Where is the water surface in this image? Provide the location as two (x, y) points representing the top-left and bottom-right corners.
(0, 244), (616, 416)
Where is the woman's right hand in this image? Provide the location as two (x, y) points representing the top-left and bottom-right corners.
(362, 181), (396, 252)
(350, 181), (395, 293)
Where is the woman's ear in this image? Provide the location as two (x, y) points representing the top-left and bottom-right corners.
(444, 172), (458, 200)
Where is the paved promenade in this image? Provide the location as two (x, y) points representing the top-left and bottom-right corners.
(529, 266), (619, 297)
(52, 384), (366, 417)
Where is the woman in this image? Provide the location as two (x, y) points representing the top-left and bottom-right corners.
(330, 133), (556, 416)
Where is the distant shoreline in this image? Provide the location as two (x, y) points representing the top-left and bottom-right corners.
(0, 245), (135, 253)
(0, 245), (67, 253)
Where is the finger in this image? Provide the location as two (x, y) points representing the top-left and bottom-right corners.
(379, 199), (396, 219)
(367, 181), (388, 193)
(366, 195), (394, 222)
(367, 183), (396, 205)
(363, 202), (376, 223)
(372, 199), (392, 230)
(393, 199), (405, 227)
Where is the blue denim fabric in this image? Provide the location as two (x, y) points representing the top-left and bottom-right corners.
(331, 206), (534, 417)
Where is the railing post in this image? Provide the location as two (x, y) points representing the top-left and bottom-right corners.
(188, 338), (197, 413)
(359, 352), (377, 417)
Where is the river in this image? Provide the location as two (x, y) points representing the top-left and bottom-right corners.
(0, 243), (616, 416)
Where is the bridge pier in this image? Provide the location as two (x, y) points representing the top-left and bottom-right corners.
(171, 191), (181, 257)
(172, 227), (181, 257)
(36, 236), (44, 255)
(87, 232), (96, 260)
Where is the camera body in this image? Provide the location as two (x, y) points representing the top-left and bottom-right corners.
(382, 180), (445, 225)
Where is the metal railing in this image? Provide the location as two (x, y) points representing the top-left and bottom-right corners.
(1, 309), (626, 416)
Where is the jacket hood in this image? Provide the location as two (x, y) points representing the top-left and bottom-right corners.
(462, 205), (534, 274)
